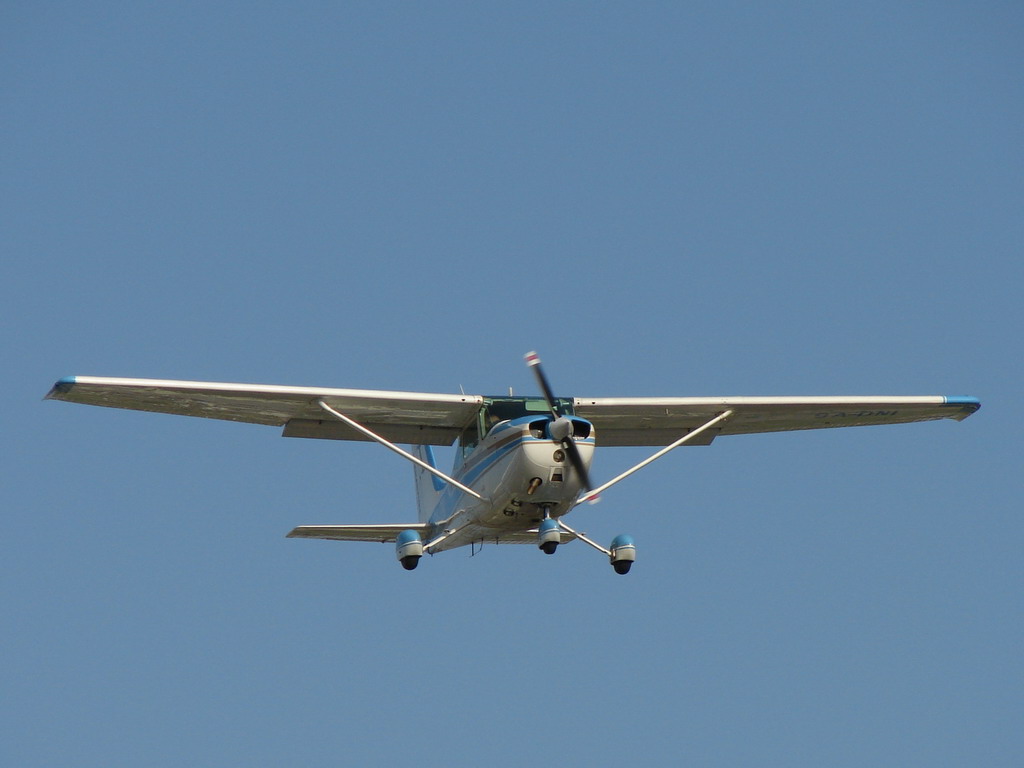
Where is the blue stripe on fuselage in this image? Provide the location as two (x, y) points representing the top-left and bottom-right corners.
(460, 435), (596, 491)
(460, 435), (526, 487)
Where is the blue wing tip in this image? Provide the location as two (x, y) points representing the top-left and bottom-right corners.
(45, 375), (77, 399)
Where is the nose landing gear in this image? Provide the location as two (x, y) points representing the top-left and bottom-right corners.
(537, 517), (560, 555)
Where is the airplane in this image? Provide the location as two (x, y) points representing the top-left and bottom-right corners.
(45, 352), (980, 574)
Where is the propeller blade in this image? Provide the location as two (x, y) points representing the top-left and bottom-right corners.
(525, 351), (560, 419)
(562, 434), (593, 492)
(525, 351), (593, 492)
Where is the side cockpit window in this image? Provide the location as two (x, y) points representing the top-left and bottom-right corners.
(458, 423), (480, 461)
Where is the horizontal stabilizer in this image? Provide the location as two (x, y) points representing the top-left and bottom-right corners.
(287, 523), (431, 543)
(286, 524), (577, 546)
(478, 528), (579, 545)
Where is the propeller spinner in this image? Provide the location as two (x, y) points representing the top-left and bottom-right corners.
(524, 351), (594, 493)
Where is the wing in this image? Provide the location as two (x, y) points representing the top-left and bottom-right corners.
(46, 376), (483, 445)
(287, 524), (431, 542)
(573, 395), (980, 446)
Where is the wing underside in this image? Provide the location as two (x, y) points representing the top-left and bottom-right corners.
(46, 377), (979, 449)
(573, 396), (980, 446)
(46, 376), (483, 445)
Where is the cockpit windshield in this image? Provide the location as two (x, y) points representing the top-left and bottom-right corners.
(456, 396), (574, 462)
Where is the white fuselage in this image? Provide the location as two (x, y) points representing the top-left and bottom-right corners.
(425, 417), (595, 552)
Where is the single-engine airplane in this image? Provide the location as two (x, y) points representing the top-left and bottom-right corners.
(46, 353), (979, 574)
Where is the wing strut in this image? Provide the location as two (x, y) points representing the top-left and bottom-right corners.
(316, 400), (487, 502)
(579, 410), (734, 504)
(555, 518), (611, 556)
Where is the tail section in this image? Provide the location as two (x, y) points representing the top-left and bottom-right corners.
(412, 445), (444, 522)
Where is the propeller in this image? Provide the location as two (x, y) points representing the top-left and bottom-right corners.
(525, 351), (593, 493)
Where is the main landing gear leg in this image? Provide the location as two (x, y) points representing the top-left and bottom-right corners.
(555, 519), (637, 576)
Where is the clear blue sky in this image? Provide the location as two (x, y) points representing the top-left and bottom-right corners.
(3, 3), (1021, 765)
